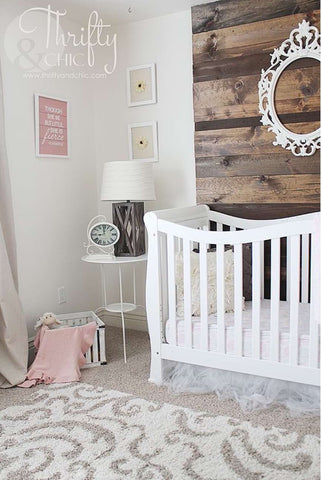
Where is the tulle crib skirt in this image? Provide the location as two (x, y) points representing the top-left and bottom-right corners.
(163, 361), (320, 416)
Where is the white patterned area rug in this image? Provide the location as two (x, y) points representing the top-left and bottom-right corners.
(0, 383), (319, 480)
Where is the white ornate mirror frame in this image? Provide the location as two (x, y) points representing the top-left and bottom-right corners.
(258, 20), (320, 156)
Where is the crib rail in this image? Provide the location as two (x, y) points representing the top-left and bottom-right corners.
(144, 206), (320, 386)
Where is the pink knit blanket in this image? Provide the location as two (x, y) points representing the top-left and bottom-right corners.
(18, 322), (97, 388)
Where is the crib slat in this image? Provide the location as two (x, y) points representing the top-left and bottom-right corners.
(289, 235), (300, 366)
(252, 241), (261, 359)
(183, 239), (192, 349)
(234, 244), (243, 356)
(260, 242), (264, 299)
(286, 237), (291, 301)
(309, 230), (319, 368)
(160, 234), (168, 322)
(217, 243), (225, 354)
(270, 238), (280, 362)
(167, 234), (176, 345)
(175, 237), (182, 253)
(199, 242), (208, 350)
(301, 234), (309, 303)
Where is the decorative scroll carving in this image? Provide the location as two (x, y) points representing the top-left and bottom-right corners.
(258, 20), (321, 156)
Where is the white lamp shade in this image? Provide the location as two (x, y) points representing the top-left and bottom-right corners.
(101, 161), (156, 201)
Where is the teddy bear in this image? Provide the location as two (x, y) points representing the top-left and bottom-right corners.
(34, 312), (62, 330)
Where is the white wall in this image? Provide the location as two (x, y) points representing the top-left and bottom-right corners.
(94, 10), (196, 319)
(0, 1), (101, 337)
(95, 10), (196, 210)
(0, 4), (196, 336)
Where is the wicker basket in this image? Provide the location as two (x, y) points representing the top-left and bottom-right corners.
(55, 311), (106, 367)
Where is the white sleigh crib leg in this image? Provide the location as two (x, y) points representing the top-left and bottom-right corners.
(149, 348), (163, 384)
(147, 302), (163, 384)
(144, 211), (163, 385)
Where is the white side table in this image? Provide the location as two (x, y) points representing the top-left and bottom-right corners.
(81, 254), (147, 363)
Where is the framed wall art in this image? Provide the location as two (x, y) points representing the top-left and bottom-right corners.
(35, 94), (70, 158)
(128, 122), (158, 162)
(127, 63), (157, 107)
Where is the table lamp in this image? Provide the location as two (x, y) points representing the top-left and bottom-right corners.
(101, 160), (156, 256)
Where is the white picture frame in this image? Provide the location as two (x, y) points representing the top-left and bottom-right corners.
(35, 94), (70, 158)
(258, 20), (320, 157)
(127, 63), (156, 107)
(128, 122), (158, 162)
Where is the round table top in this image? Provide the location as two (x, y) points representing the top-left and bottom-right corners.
(81, 253), (148, 264)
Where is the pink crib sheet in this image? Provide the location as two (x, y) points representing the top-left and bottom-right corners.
(19, 322), (97, 388)
(165, 300), (317, 367)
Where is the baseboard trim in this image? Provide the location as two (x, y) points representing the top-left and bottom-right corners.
(99, 312), (148, 332)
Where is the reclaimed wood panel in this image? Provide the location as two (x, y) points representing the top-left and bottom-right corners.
(207, 203), (320, 220)
(275, 61), (320, 134)
(196, 154), (320, 178)
(193, 11), (320, 57)
(196, 175), (320, 204)
(194, 65), (320, 122)
(193, 0), (320, 220)
(195, 112), (320, 131)
(195, 122), (320, 157)
(192, 0), (320, 33)
(193, 53), (317, 82)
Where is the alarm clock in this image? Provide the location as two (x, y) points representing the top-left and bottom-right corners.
(89, 222), (120, 247)
(84, 216), (120, 255)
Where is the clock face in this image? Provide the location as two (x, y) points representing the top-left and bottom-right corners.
(89, 222), (120, 247)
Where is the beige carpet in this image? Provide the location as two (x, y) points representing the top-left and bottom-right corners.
(0, 326), (319, 439)
(0, 382), (320, 479)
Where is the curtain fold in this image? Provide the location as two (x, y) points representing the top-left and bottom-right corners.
(0, 61), (28, 388)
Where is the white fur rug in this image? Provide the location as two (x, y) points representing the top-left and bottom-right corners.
(0, 383), (319, 479)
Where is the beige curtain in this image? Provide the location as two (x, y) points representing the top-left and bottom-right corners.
(0, 62), (28, 388)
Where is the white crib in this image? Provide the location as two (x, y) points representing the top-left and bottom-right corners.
(144, 205), (320, 387)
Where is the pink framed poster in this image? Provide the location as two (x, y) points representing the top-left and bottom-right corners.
(35, 94), (70, 158)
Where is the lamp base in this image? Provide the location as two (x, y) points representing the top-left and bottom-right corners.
(112, 202), (145, 257)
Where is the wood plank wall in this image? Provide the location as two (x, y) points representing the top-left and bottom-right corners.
(192, 0), (320, 219)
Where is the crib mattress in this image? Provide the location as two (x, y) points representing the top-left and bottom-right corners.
(165, 300), (317, 367)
